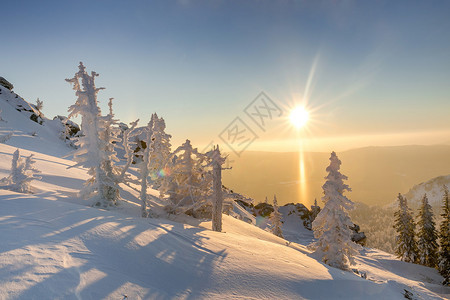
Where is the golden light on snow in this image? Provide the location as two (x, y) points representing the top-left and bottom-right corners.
(289, 106), (309, 129)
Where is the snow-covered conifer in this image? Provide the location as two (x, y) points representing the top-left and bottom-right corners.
(310, 198), (321, 222)
(438, 185), (450, 285)
(3, 149), (41, 193)
(310, 151), (359, 270)
(416, 194), (438, 268)
(160, 139), (210, 216)
(206, 145), (226, 232)
(148, 114), (172, 188)
(135, 114), (156, 217)
(66, 62), (122, 208)
(36, 98), (43, 111)
(393, 193), (418, 263)
(270, 194), (284, 238)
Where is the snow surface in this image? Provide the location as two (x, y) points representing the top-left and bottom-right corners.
(404, 175), (450, 208)
(0, 90), (449, 299)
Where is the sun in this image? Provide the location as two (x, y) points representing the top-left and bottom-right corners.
(289, 106), (309, 129)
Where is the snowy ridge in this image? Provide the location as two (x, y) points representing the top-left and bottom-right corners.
(404, 175), (450, 208)
(0, 85), (71, 157)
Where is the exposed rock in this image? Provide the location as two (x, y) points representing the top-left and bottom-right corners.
(0, 77), (13, 90)
(284, 202), (313, 230)
(53, 115), (80, 138)
(253, 202), (274, 218)
(350, 224), (367, 246)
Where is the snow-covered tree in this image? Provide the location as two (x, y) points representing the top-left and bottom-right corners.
(416, 194), (438, 268)
(160, 139), (211, 217)
(148, 114), (172, 188)
(393, 193), (418, 263)
(66, 62), (123, 208)
(36, 98), (43, 111)
(438, 185), (450, 285)
(310, 151), (359, 270)
(2, 149), (41, 193)
(310, 198), (321, 222)
(206, 145), (226, 232)
(270, 194), (284, 238)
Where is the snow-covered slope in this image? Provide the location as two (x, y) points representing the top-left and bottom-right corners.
(0, 85), (71, 157)
(404, 174), (450, 207)
(0, 143), (448, 299)
(0, 86), (449, 299)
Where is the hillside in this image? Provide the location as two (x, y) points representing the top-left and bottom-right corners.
(404, 174), (450, 208)
(1, 84), (449, 299)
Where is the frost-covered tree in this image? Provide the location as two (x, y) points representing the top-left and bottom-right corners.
(133, 113), (171, 217)
(148, 114), (172, 188)
(66, 62), (123, 208)
(310, 198), (321, 222)
(206, 145), (226, 232)
(36, 98), (43, 111)
(270, 194), (284, 238)
(310, 151), (359, 270)
(160, 139), (211, 216)
(416, 194), (438, 268)
(2, 149), (41, 193)
(438, 185), (450, 285)
(393, 193), (418, 263)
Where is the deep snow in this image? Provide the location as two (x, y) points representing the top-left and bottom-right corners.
(0, 87), (449, 299)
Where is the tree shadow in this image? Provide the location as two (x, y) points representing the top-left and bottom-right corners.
(0, 193), (228, 299)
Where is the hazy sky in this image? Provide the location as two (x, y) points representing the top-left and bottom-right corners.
(2, 0), (449, 153)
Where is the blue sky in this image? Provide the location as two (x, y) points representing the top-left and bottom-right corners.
(2, 0), (450, 152)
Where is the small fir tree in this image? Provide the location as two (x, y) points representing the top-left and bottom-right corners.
(270, 194), (284, 238)
(148, 114), (172, 188)
(36, 98), (44, 111)
(310, 151), (359, 270)
(416, 194), (438, 268)
(393, 193), (418, 263)
(438, 185), (450, 285)
(2, 149), (41, 193)
(160, 139), (211, 216)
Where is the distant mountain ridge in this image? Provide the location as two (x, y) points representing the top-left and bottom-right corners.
(403, 174), (450, 208)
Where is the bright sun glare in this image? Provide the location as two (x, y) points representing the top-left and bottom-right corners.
(289, 106), (309, 129)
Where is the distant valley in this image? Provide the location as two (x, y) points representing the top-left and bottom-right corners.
(222, 145), (450, 207)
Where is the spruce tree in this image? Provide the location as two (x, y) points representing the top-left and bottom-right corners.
(417, 194), (438, 268)
(438, 185), (450, 285)
(270, 194), (284, 238)
(160, 139), (210, 216)
(393, 193), (418, 263)
(311, 151), (359, 270)
(2, 149), (41, 193)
